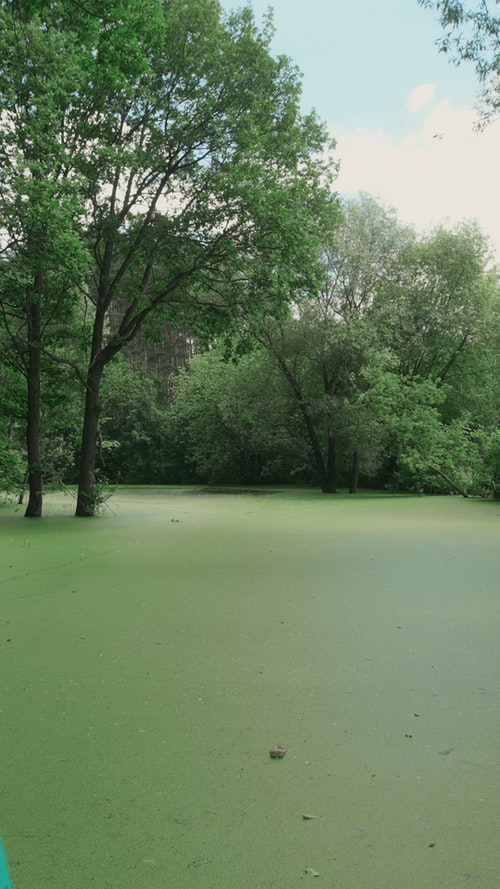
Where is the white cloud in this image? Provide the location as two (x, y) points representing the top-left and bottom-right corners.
(332, 102), (500, 260)
(407, 83), (436, 113)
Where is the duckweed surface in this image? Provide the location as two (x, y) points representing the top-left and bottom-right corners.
(1, 488), (499, 888)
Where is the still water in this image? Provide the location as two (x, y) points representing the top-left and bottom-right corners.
(1, 489), (499, 887)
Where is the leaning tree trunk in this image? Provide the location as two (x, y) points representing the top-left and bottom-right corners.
(428, 464), (469, 498)
(24, 278), (43, 518)
(75, 361), (105, 517)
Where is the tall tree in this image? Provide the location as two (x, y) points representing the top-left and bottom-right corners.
(0, 194), (88, 515)
(253, 310), (387, 493)
(322, 193), (416, 320)
(0, 1), (91, 514)
(373, 221), (496, 390)
(0, 0), (337, 515)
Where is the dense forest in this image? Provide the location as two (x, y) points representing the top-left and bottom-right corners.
(1, 0), (500, 514)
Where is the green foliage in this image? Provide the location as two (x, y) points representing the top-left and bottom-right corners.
(0, 354), (24, 495)
(169, 349), (305, 485)
(1, 0), (339, 514)
(0, 424), (25, 495)
(1, 0), (499, 508)
(40, 359), (84, 486)
(168, 196), (500, 496)
(419, 0), (500, 119)
(363, 370), (474, 492)
(472, 426), (500, 497)
(0, 330), (84, 492)
(374, 221), (495, 388)
(98, 358), (178, 484)
(0, 354), (24, 493)
(322, 192), (416, 319)
(81, 470), (116, 514)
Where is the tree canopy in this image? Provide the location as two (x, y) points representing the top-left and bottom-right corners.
(2, 4), (500, 511)
(168, 196), (500, 497)
(0, 0), (338, 515)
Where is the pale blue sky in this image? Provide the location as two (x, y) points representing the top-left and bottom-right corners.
(220, 0), (500, 257)
(221, 0), (477, 133)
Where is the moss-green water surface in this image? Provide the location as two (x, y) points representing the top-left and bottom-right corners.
(1, 488), (499, 888)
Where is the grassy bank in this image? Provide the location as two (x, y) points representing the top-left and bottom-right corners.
(1, 488), (499, 888)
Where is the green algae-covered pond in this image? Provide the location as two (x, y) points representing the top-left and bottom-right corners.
(1, 488), (499, 888)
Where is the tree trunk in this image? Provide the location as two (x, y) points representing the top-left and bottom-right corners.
(75, 240), (117, 517)
(297, 402), (332, 493)
(273, 354), (334, 494)
(24, 278), (43, 518)
(75, 361), (105, 516)
(323, 435), (337, 493)
(428, 464), (469, 498)
(349, 450), (360, 494)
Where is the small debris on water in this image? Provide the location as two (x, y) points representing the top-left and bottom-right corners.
(437, 747), (455, 756)
(305, 867), (320, 877)
(302, 813), (319, 820)
(269, 745), (287, 758)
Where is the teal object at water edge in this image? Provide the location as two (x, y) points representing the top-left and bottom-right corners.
(0, 839), (14, 889)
